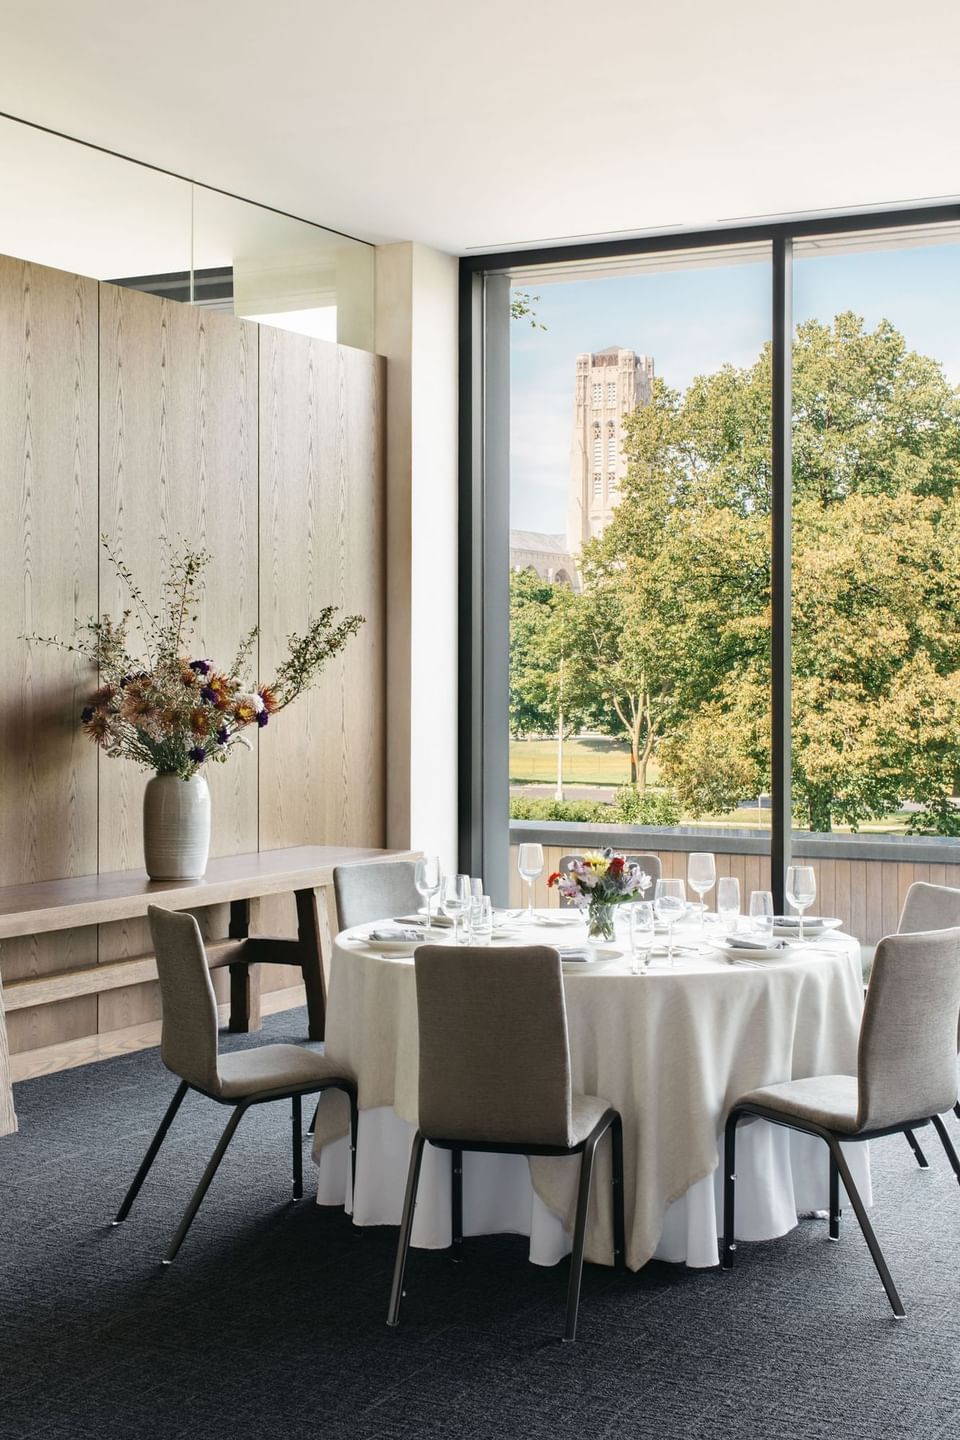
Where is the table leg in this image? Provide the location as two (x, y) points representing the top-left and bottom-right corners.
(227, 899), (261, 1033)
(295, 887), (328, 1041)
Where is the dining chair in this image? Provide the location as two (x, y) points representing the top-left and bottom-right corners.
(113, 905), (358, 1263)
(333, 859), (421, 931)
(387, 944), (625, 1342)
(722, 926), (960, 1318)
(556, 853), (661, 908)
(895, 882), (960, 1166)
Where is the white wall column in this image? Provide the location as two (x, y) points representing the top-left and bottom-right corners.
(376, 242), (458, 873)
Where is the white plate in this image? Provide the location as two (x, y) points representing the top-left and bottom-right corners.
(772, 917), (842, 938)
(561, 947), (621, 968)
(715, 940), (790, 962)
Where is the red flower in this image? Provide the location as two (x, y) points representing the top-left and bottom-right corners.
(609, 856), (625, 874)
(547, 872), (561, 887)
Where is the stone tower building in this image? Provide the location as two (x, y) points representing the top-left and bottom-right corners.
(566, 347), (654, 558)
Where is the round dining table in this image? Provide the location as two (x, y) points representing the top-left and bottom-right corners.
(310, 912), (870, 1272)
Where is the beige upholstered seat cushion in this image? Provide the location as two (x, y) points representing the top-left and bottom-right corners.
(217, 1044), (346, 1100)
(736, 1074), (860, 1133)
(569, 1094), (614, 1146)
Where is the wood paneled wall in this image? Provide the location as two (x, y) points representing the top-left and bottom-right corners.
(0, 254), (386, 1056)
(508, 844), (960, 944)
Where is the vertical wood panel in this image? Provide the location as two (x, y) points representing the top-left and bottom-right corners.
(96, 285), (259, 1030)
(258, 327), (386, 853)
(0, 256), (99, 1054)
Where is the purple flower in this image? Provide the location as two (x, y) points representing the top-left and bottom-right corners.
(200, 685), (217, 704)
(190, 659), (212, 675)
(257, 710), (269, 727)
(188, 746), (207, 763)
(80, 706), (95, 722)
(217, 726), (230, 745)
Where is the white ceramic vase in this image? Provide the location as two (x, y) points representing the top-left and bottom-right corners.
(142, 773), (211, 880)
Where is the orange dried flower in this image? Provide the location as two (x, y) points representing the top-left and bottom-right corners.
(257, 685), (279, 714)
(191, 707), (211, 736)
(83, 712), (110, 744)
(91, 684), (116, 707)
(233, 699), (257, 725)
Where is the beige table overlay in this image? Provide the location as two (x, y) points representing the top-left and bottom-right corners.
(312, 919), (865, 1270)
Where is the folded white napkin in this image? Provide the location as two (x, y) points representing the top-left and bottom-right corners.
(558, 946), (590, 962)
(720, 935), (788, 952)
(394, 914), (454, 929)
(368, 926), (422, 942)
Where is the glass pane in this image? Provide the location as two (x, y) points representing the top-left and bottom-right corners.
(0, 114), (191, 281)
(507, 244), (773, 836)
(792, 225), (960, 839)
(195, 188), (375, 349)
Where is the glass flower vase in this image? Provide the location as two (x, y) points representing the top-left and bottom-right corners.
(586, 900), (616, 947)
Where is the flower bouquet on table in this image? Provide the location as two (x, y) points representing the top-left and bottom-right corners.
(25, 538), (364, 879)
(548, 851), (653, 945)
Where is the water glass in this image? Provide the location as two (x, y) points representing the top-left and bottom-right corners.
(717, 876), (741, 932)
(687, 853), (716, 933)
(414, 855), (441, 927)
(654, 878), (686, 965)
(469, 895), (493, 946)
(785, 865), (817, 940)
(629, 901), (655, 975)
(517, 843), (544, 924)
(441, 873), (472, 944)
(749, 890), (774, 940)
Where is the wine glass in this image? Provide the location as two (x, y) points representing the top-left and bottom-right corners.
(654, 878), (686, 965)
(414, 856), (441, 928)
(749, 889), (775, 941)
(441, 873), (471, 944)
(629, 900), (655, 975)
(717, 876), (741, 933)
(687, 853), (716, 933)
(785, 865), (816, 941)
(517, 843), (544, 925)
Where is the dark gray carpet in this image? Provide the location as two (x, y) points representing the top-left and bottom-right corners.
(1, 1010), (959, 1440)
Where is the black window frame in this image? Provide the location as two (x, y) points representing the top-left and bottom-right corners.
(459, 203), (960, 909)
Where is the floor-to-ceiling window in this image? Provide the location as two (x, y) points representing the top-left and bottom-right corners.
(462, 207), (960, 920)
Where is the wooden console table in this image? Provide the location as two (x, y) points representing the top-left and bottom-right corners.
(0, 845), (418, 1137)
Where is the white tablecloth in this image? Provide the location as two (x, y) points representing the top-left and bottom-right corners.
(311, 917), (870, 1271)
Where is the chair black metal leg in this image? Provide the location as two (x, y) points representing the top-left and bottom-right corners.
(829, 1152), (841, 1240)
(451, 1147), (463, 1261)
(904, 1128), (930, 1169)
(611, 1114), (626, 1271)
(114, 1080), (189, 1224)
(722, 1111), (738, 1269)
(307, 1099), (320, 1135)
(163, 1104), (247, 1264)
(563, 1129), (601, 1343)
(931, 1114), (960, 1185)
(387, 1131), (426, 1326)
(954, 1102), (960, 1123)
(292, 1094), (303, 1200)
(347, 1087), (359, 1201)
(828, 1137), (905, 1319)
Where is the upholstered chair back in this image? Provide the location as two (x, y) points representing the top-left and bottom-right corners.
(334, 860), (421, 931)
(148, 905), (222, 1096)
(898, 881), (960, 935)
(415, 946), (573, 1146)
(556, 853), (662, 908)
(857, 928), (960, 1132)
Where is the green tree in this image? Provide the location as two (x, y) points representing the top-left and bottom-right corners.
(509, 568), (589, 799)
(576, 312), (960, 831)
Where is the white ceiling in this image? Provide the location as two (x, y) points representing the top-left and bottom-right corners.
(0, 0), (956, 256)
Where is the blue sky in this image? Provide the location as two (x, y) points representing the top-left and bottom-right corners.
(510, 243), (960, 532)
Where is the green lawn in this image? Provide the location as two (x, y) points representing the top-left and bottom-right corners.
(509, 734), (913, 834)
(510, 736), (639, 787)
